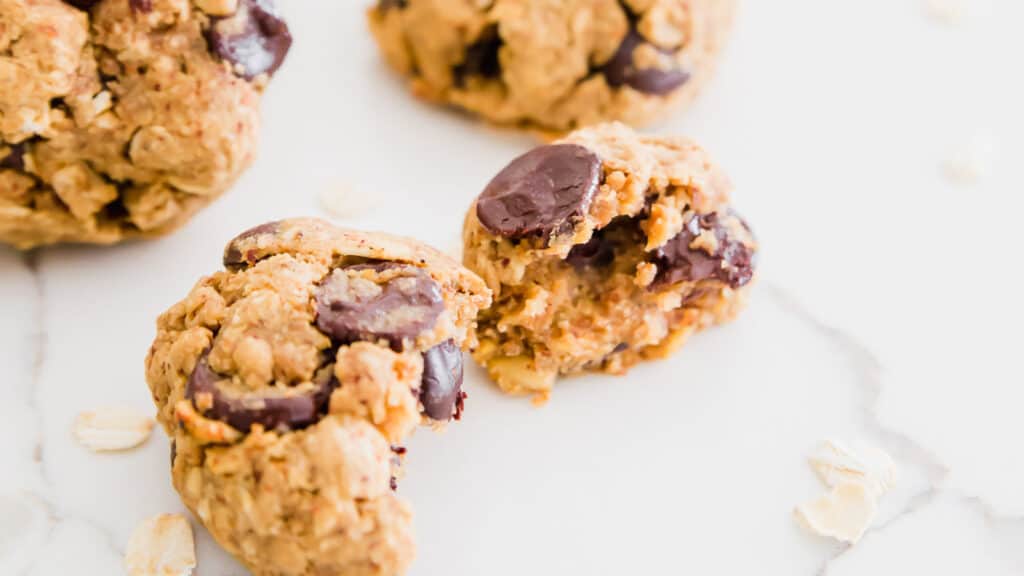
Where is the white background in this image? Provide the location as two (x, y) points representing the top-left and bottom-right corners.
(1, 0), (1022, 574)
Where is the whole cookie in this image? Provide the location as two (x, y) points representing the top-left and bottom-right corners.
(368, 0), (735, 132)
(0, 0), (292, 248)
(146, 219), (491, 576)
(463, 123), (757, 399)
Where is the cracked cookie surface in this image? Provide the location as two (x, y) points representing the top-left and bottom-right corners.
(368, 0), (735, 132)
(146, 218), (491, 576)
(0, 0), (291, 248)
(463, 122), (757, 399)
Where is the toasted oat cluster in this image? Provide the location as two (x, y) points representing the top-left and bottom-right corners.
(146, 218), (490, 576)
(463, 123), (757, 399)
(0, 0), (291, 248)
(368, 0), (735, 132)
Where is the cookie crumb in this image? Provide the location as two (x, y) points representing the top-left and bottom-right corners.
(319, 183), (377, 221)
(924, 0), (967, 25)
(794, 440), (896, 544)
(73, 407), (154, 452)
(124, 514), (196, 576)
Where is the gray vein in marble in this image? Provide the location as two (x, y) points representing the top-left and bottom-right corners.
(17, 252), (123, 575)
(23, 251), (51, 487)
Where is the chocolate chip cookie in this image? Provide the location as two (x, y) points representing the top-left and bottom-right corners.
(0, 0), (291, 248)
(145, 219), (491, 576)
(368, 0), (735, 132)
(463, 123), (757, 398)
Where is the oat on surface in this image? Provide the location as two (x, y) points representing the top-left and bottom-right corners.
(795, 440), (897, 544)
(73, 407), (154, 452)
(124, 514), (196, 576)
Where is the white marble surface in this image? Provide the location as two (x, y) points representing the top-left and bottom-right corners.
(2, 0), (1022, 574)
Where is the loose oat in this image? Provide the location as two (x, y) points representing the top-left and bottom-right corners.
(808, 439), (897, 496)
(924, 0), (968, 25)
(73, 407), (154, 452)
(794, 482), (877, 544)
(795, 440), (897, 544)
(124, 514), (196, 576)
(319, 183), (377, 221)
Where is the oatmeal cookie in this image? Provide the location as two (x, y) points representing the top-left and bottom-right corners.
(145, 218), (491, 576)
(463, 122), (757, 398)
(0, 0), (291, 248)
(368, 0), (735, 132)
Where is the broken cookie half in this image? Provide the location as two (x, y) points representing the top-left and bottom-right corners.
(463, 122), (758, 399)
(145, 218), (490, 576)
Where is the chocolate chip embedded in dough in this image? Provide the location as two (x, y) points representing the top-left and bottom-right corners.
(205, 0), (293, 80)
(129, 0), (153, 12)
(651, 212), (755, 289)
(565, 229), (616, 269)
(377, 0), (407, 11)
(0, 144), (25, 171)
(419, 340), (464, 421)
(185, 351), (337, 433)
(222, 220), (281, 268)
(315, 264), (445, 351)
(603, 30), (690, 95)
(476, 144), (601, 239)
(61, 0), (100, 10)
(454, 25), (502, 84)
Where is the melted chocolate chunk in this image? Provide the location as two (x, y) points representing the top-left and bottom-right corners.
(129, 0), (152, 12)
(419, 340), (464, 421)
(205, 0), (292, 80)
(454, 25), (502, 84)
(652, 212), (754, 289)
(222, 220), (281, 268)
(185, 351), (337, 433)
(315, 264), (444, 351)
(0, 144), (25, 171)
(476, 144), (602, 239)
(603, 29), (690, 95)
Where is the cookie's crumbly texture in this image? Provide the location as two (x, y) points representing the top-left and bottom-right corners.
(368, 0), (735, 132)
(0, 0), (291, 248)
(146, 218), (490, 576)
(463, 123), (757, 398)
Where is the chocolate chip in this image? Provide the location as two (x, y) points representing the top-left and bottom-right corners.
(603, 30), (690, 95)
(476, 144), (601, 239)
(61, 0), (99, 10)
(169, 440), (176, 467)
(377, 0), (407, 10)
(185, 351), (337, 433)
(222, 220), (281, 268)
(565, 231), (616, 269)
(205, 0), (292, 80)
(419, 340), (464, 421)
(315, 264), (444, 351)
(454, 25), (502, 84)
(651, 212), (755, 289)
(0, 143), (25, 171)
(129, 0), (152, 12)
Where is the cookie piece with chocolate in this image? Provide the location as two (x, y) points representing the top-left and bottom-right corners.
(368, 0), (735, 132)
(146, 218), (490, 576)
(463, 123), (757, 399)
(0, 0), (291, 248)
